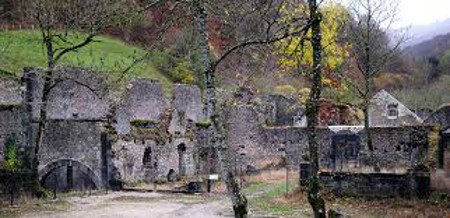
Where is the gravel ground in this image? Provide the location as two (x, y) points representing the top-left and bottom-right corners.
(20, 192), (232, 218)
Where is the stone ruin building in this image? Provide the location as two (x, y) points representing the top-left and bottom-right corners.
(0, 67), (440, 195)
(425, 104), (450, 192)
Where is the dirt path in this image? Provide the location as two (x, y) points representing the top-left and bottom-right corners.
(20, 192), (232, 218)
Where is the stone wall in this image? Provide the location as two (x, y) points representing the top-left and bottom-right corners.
(369, 90), (423, 127)
(116, 80), (168, 135)
(23, 67), (110, 121)
(169, 84), (204, 137)
(112, 137), (197, 183)
(172, 84), (204, 122)
(318, 170), (431, 198)
(46, 70), (109, 120)
(0, 79), (22, 104)
(261, 126), (428, 173)
(227, 105), (280, 170)
(0, 78), (24, 165)
(0, 105), (23, 165)
(261, 95), (303, 126)
(112, 81), (202, 183)
(38, 120), (104, 187)
(425, 105), (450, 130)
(0, 67), (432, 192)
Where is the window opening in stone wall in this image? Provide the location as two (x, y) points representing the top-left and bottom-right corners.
(177, 143), (187, 177)
(387, 103), (399, 119)
(143, 147), (152, 167)
(167, 169), (176, 182)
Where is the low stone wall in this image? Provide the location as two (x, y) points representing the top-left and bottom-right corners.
(318, 170), (430, 198)
(263, 126), (429, 173)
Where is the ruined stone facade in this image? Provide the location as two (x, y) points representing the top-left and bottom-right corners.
(425, 105), (450, 192)
(225, 89), (429, 174)
(113, 81), (204, 184)
(0, 78), (24, 165)
(0, 68), (432, 192)
(369, 90), (423, 127)
(0, 68), (207, 191)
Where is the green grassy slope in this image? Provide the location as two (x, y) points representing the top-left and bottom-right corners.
(393, 75), (450, 110)
(0, 30), (172, 91)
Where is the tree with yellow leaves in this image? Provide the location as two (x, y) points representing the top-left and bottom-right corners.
(276, 1), (350, 217)
(278, 2), (350, 73)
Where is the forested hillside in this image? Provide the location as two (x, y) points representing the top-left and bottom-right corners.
(0, 0), (448, 109)
(404, 18), (450, 47)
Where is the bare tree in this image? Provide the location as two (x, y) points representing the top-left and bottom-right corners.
(188, 0), (313, 217)
(21, 0), (160, 192)
(345, 0), (403, 153)
(305, 0), (327, 217)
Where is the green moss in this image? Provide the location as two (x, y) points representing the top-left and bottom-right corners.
(195, 120), (211, 129)
(130, 119), (159, 128)
(129, 108), (173, 145)
(0, 103), (22, 110)
(428, 125), (442, 168)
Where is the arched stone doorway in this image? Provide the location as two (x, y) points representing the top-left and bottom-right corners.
(39, 159), (101, 192)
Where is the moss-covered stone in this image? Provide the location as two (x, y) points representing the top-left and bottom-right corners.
(0, 103), (22, 110)
(130, 119), (159, 128)
(195, 120), (211, 129)
(129, 108), (173, 145)
(428, 124), (442, 168)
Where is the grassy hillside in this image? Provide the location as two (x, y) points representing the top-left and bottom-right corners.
(0, 30), (172, 91)
(393, 75), (450, 110)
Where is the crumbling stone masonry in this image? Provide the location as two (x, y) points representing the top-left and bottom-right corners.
(0, 67), (433, 195)
(113, 81), (204, 184)
(0, 68), (207, 191)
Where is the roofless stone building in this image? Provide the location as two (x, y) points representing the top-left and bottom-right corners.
(0, 68), (435, 195)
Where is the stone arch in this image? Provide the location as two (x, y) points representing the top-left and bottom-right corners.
(39, 159), (102, 190)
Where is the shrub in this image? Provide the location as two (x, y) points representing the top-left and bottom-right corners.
(2, 134), (21, 171)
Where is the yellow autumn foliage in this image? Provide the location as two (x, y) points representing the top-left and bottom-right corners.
(428, 125), (441, 168)
(277, 2), (350, 71)
(274, 85), (298, 96)
(298, 87), (311, 105)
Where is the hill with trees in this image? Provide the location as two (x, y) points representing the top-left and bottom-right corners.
(404, 18), (450, 47)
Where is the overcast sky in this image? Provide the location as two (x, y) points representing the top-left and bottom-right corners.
(336, 0), (450, 28)
(397, 0), (450, 27)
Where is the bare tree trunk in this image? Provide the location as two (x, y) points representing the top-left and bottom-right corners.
(192, 0), (248, 217)
(306, 0), (326, 217)
(213, 113), (248, 218)
(363, 12), (373, 152)
(363, 93), (373, 152)
(192, 0), (214, 119)
(32, 35), (54, 194)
